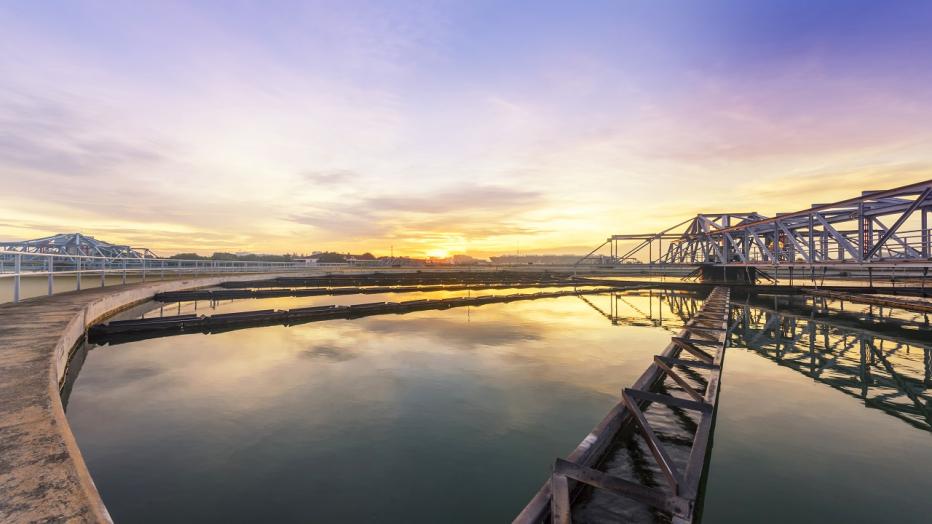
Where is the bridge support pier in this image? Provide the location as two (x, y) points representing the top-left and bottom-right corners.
(698, 264), (760, 284)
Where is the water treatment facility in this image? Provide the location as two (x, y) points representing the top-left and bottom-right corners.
(5, 2), (932, 522)
(1, 181), (931, 523)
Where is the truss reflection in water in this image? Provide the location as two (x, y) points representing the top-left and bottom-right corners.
(728, 302), (932, 432)
(585, 290), (932, 432)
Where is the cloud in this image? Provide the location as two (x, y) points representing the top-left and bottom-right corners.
(735, 164), (932, 210)
(400, 219), (548, 238)
(627, 63), (932, 163)
(363, 185), (543, 214)
(0, 90), (170, 177)
(286, 183), (550, 246)
(3, 2), (932, 257)
(299, 169), (357, 186)
(288, 208), (392, 239)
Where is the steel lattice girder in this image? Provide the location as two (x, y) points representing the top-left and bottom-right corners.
(0, 233), (157, 262)
(603, 180), (932, 265)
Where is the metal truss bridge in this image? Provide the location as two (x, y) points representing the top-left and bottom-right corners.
(580, 179), (932, 270)
(0, 232), (157, 261)
(0, 233), (305, 303)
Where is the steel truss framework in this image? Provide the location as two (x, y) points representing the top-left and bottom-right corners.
(589, 180), (932, 266)
(0, 233), (156, 262)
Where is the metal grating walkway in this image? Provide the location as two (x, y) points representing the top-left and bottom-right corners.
(515, 286), (731, 523)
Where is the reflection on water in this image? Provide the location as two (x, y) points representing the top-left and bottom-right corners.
(125, 286), (608, 320)
(727, 301), (932, 431)
(66, 294), (682, 523)
(582, 291), (932, 523)
(711, 296), (932, 522)
(66, 290), (932, 523)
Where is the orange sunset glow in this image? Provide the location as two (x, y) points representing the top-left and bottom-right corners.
(1, 2), (931, 258)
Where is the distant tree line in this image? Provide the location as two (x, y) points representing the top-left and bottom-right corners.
(167, 251), (377, 263)
(311, 252), (376, 263)
(168, 252), (296, 262)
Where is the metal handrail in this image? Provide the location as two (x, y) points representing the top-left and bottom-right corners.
(0, 249), (310, 303)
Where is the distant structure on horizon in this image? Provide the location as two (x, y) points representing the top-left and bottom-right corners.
(489, 254), (584, 265)
(294, 252), (382, 267)
(2, 233), (607, 268)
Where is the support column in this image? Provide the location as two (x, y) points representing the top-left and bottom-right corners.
(808, 215), (815, 262)
(858, 202), (868, 262)
(722, 216), (730, 263)
(774, 222), (780, 263)
(13, 253), (21, 303)
(821, 231), (828, 262)
(47, 255), (53, 296)
(923, 208), (929, 258)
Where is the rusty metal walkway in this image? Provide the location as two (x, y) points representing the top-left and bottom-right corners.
(515, 286), (730, 523)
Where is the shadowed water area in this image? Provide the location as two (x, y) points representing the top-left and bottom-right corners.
(64, 290), (932, 523)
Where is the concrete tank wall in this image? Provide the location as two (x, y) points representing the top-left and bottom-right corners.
(0, 271), (323, 523)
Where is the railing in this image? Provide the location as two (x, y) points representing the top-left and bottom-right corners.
(701, 228), (930, 264)
(0, 250), (311, 303)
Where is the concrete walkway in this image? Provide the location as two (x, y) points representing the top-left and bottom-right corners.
(0, 273), (317, 523)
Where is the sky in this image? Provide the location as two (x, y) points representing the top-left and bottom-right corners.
(1, 0), (932, 258)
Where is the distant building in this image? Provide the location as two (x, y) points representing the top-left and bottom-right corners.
(296, 252), (385, 267)
(489, 254), (584, 265)
(346, 256), (382, 267)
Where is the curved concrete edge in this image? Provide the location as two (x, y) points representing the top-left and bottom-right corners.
(0, 272), (321, 523)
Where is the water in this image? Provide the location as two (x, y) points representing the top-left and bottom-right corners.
(574, 294), (932, 523)
(64, 290), (932, 522)
(702, 348), (932, 522)
(702, 299), (932, 522)
(131, 285), (611, 319)
(66, 292), (680, 523)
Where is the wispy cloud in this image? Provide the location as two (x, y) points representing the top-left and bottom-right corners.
(1, 1), (931, 256)
(299, 169), (358, 186)
(363, 185), (543, 214)
(287, 184), (551, 250)
(0, 90), (171, 177)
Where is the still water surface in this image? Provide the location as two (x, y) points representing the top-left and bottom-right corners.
(67, 293), (678, 522)
(66, 291), (932, 522)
